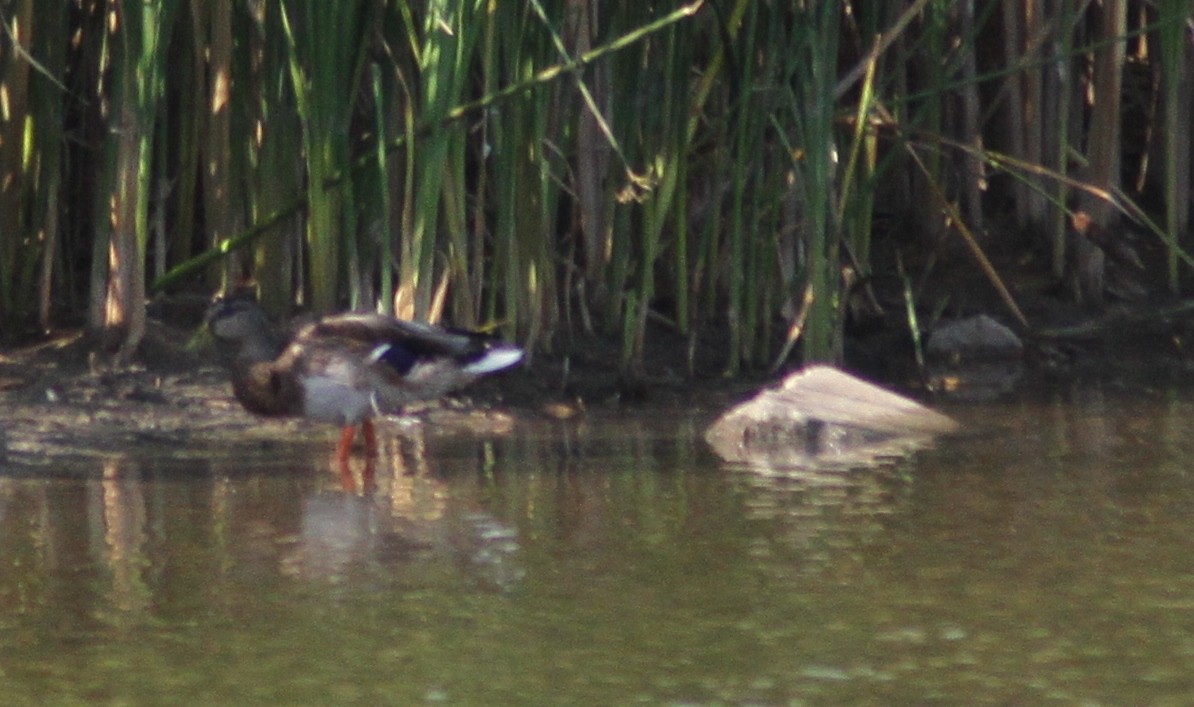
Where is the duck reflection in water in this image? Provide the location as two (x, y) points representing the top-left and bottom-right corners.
(283, 441), (524, 592)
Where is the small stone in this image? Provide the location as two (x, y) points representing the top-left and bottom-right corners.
(927, 315), (1023, 363)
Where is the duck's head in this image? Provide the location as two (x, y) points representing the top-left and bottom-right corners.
(205, 297), (284, 363)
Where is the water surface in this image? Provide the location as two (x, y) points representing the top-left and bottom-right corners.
(3, 382), (1194, 704)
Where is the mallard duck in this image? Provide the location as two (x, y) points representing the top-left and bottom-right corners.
(207, 298), (523, 463)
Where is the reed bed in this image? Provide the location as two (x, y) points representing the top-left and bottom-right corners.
(0, 1), (1190, 376)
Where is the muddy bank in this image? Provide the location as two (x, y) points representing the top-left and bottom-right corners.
(3, 295), (1194, 468)
(0, 314), (750, 468)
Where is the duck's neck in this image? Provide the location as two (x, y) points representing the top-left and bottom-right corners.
(229, 358), (301, 417)
(214, 328), (283, 369)
(224, 332), (297, 417)
(240, 331), (286, 364)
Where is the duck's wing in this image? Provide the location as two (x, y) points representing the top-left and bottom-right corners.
(298, 313), (523, 377)
(299, 313), (479, 355)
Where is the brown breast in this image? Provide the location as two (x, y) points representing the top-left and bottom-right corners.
(230, 360), (303, 418)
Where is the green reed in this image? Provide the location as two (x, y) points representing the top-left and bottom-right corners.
(1159, 0), (1192, 291)
(4, 1), (1191, 381)
(93, 0), (178, 359)
(280, 0), (370, 315)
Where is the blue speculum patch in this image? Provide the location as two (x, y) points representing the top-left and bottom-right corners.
(371, 343), (419, 374)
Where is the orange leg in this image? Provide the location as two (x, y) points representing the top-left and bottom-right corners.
(336, 453), (377, 494)
(361, 419), (378, 458)
(360, 454), (377, 493)
(336, 425), (356, 466)
(337, 455), (355, 491)
(335, 423), (378, 493)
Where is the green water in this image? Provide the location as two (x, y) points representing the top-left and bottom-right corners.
(4, 385), (1194, 704)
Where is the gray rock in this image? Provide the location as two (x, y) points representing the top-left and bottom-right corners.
(705, 365), (957, 471)
(927, 315), (1023, 362)
(926, 315), (1024, 400)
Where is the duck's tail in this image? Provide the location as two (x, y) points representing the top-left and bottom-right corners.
(462, 345), (524, 375)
